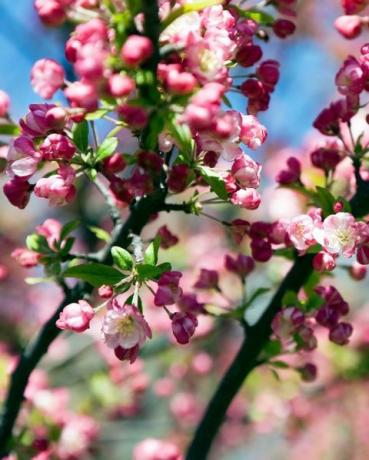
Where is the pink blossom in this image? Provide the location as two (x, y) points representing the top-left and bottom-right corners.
(57, 415), (99, 459)
(272, 307), (305, 339)
(236, 43), (263, 68)
(276, 156), (301, 184)
(166, 69), (197, 95)
(56, 300), (94, 333)
(34, 165), (76, 206)
(329, 322), (353, 345)
(231, 155), (261, 188)
(251, 238), (273, 262)
(0, 90), (10, 116)
(36, 218), (62, 248)
(20, 103), (56, 136)
(273, 19), (296, 38)
(240, 115), (267, 150)
(313, 212), (364, 257)
(64, 80), (98, 111)
(171, 311), (198, 344)
(154, 271), (183, 306)
(157, 225), (179, 249)
(312, 251), (337, 272)
(31, 59), (65, 99)
(133, 438), (182, 460)
(11, 248), (41, 268)
(256, 60), (280, 91)
(98, 285), (113, 298)
(118, 104), (148, 128)
(224, 254), (255, 278)
(45, 106), (67, 130)
(121, 35), (153, 67)
(34, 0), (67, 26)
(335, 15), (362, 39)
(287, 214), (317, 252)
(107, 73), (135, 97)
(349, 262), (367, 280)
(194, 268), (219, 290)
(102, 302), (151, 353)
(230, 188), (261, 210)
(341, 0), (369, 14)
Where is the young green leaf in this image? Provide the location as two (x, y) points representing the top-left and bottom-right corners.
(26, 234), (51, 254)
(72, 120), (89, 152)
(88, 226), (111, 242)
(0, 123), (20, 136)
(60, 220), (80, 241)
(198, 166), (229, 200)
(111, 246), (133, 270)
(144, 237), (161, 265)
(95, 137), (118, 162)
(136, 262), (171, 281)
(64, 263), (123, 287)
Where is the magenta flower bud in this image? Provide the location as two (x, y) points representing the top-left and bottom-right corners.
(335, 56), (365, 96)
(225, 254), (255, 278)
(177, 293), (205, 314)
(297, 325), (318, 351)
(121, 35), (153, 67)
(157, 225), (179, 249)
(64, 81), (98, 111)
(171, 311), (198, 345)
(194, 269), (219, 290)
(251, 238), (272, 262)
(335, 15), (362, 39)
(11, 248), (41, 268)
(118, 104), (148, 128)
(329, 322), (353, 345)
(102, 153), (126, 175)
(98, 285), (113, 299)
(166, 70), (197, 95)
(40, 133), (76, 161)
(236, 44), (263, 67)
(298, 363), (318, 382)
(3, 178), (32, 209)
(231, 188), (261, 210)
(310, 147), (342, 171)
(137, 151), (164, 173)
(154, 271), (183, 306)
(357, 243), (369, 264)
(333, 201), (344, 213)
(20, 103), (56, 136)
(276, 156), (301, 185)
(34, 0), (67, 27)
(56, 300), (94, 333)
(349, 262), (367, 280)
(167, 164), (190, 193)
(203, 150), (219, 167)
(45, 106), (67, 130)
(107, 74), (135, 98)
(315, 285), (349, 315)
(342, 0), (369, 15)
(315, 305), (340, 329)
(256, 60), (280, 90)
(273, 19), (296, 38)
(240, 79), (265, 100)
(34, 165), (76, 207)
(313, 251), (336, 272)
(0, 90), (10, 117)
(31, 58), (65, 99)
(114, 344), (140, 364)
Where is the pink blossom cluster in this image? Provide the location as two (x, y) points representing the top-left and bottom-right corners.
(335, 0), (369, 39)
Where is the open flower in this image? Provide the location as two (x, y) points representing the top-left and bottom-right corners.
(102, 301), (152, 363)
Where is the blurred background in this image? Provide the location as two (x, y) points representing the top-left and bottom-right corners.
(1, 1), (369, 459)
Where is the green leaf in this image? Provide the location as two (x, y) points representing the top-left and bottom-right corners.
(262, 339), (282, 359)
(59, 237), (75, 256)
(88, 226), (111, 242)
(269, 360), (290, 369)
(233, 6), (275, 26)
(111, 246), (133, 270)
(167, 116), (194, 162)
(86, 168), (97, 181)
(60, 220), (80, 241)
(282, 290), (300, 307)
(160, 0), (222, 31)
(313, 186), (336, 217)
(95, 137), (118, 162)
(85, 109), (109, 120)
(136, 262), (171, 281)
(198, 166), (229, 200)
(273, 247), (295, 260)
(64, 263), (123, 287)
(0, 123), (20, 136)
(26, 234), (50, 254)
(144, 237), (161, 265)
(72, 120), (89, 152)
(222, 94), (233, 109)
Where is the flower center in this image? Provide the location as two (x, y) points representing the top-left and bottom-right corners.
(116, 316), (135, 335)
(199, 49), (219, 74)
(336, 229), (351, 245)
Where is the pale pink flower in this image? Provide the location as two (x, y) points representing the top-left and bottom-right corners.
(313, 212), (366, 257)
(36, 218), (62, 248)
(230, 188), (261, 210)
(0, 90), (10, 116)
(102, 301), (152, 350)
(133, 438), (182, 460)
(231, 154), (261, 188)
(240, 115), (267, 150)
(34, 165), (76, 206)
(287, 214), (317, 251)
(31, 58), (65, 99)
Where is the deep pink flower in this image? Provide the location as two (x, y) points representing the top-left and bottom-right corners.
(310, 146), (342, 171)
(107, 74), (135, 97)
(171, 311), (198, 345)
(341, 0), (369, 14)
(56, 300), (94, 333)
(177, 293), (205, 314)
(31, 59), (65, 99)
(167, 164), (190, 193)
(256, 60), (280, 91)
(236, 44), (263, 68)
(121, 35), (153, 67)
(102, 153), (126, 175)
(154, 271), (183, 306)
(34, 0), (67, 26)
(273, 19), (296, 38)
(225, 254), (255, 278)
(315, 305), (340, 329)
(118, 104), (148, 128)
(20, 103), (56, 136)
(313, 251), (337, 272)
(251, 238), (273, 262)
(298, 363), (317, 382)
(40, 133), (76, 161)
(157, 225), (179, 249)
(335, 56), (366, 96)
